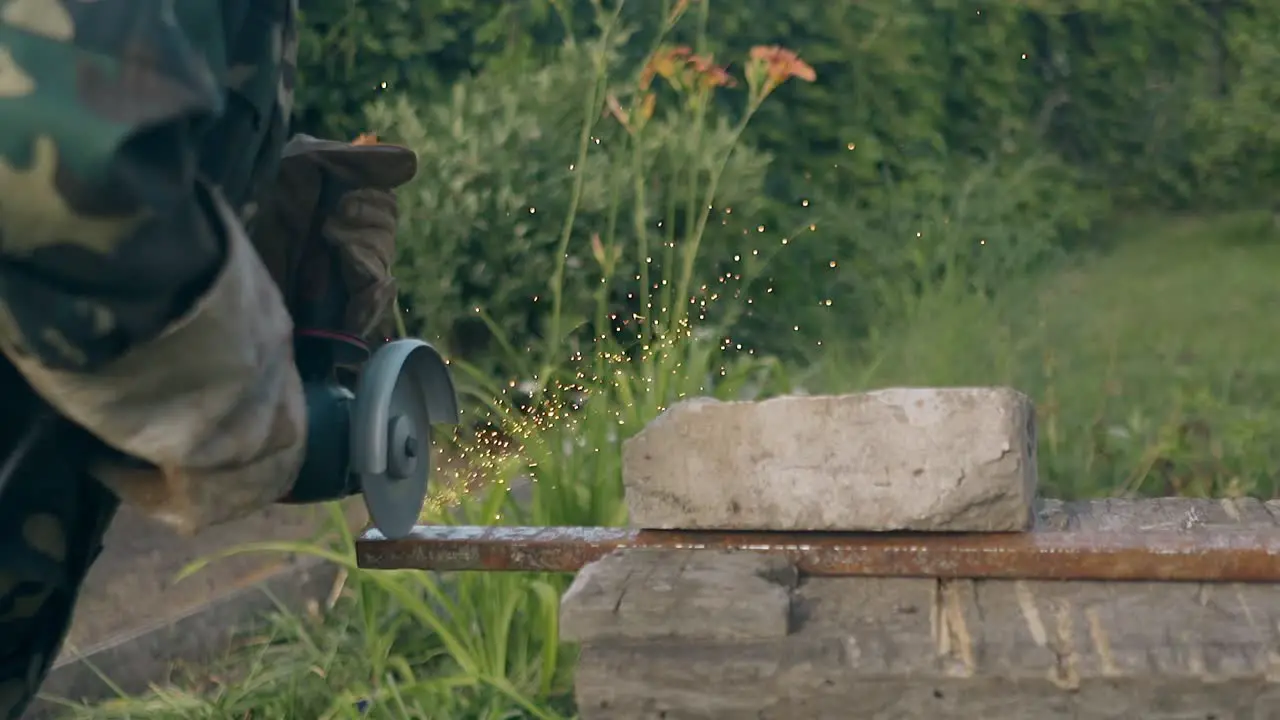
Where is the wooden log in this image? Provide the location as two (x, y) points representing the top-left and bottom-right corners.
(560, 550), (797, 644)
(562, 498), (1280, 720)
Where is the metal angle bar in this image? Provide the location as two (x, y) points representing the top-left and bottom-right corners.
(355, 525), (1280, 583)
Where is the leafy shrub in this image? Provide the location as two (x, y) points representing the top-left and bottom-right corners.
(737, 149), (1108, 359)
(299, 0), (1280, 211)
(363, 37), (776, 376)
(294, 0), (566, 138)
(1185, 4), (1280, 208)
(292, 0), (1280, 372)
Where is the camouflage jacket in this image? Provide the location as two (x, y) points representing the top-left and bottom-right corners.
(0, 0), (306, 534)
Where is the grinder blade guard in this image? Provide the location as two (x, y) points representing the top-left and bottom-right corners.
(350, 339), (458, 538)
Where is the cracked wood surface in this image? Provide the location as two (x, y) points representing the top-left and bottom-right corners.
(564, 498), (1280, 720)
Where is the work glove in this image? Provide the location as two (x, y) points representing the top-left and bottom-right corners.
(84, 136), (419, 533)
(252, 133), (418, 347)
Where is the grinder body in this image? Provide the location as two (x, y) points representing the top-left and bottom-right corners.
(285, 322), (458, 538)
(280, 334), (360, 504)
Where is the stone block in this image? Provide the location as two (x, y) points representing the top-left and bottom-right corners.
(623, 388), (1037, 532)
(568, 500), (1280, 720)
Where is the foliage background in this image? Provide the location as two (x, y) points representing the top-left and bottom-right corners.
(295, 0), (1280, 374)
(61, 2), (1280, 718)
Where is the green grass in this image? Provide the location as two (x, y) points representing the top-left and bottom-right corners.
(821, 210), (1280, 499)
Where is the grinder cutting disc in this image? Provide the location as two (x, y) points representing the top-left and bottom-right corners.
(350, 339), (459, 539)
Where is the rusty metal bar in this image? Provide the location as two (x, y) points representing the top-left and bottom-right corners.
(356, 525), (1280, 582)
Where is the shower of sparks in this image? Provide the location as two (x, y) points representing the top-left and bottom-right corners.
(414, 193), (850, 523)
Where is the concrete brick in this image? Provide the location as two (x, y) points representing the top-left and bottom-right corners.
(622, 388), (1038, 532)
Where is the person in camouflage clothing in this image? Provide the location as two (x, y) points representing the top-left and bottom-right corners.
(0, 2), (412, 716)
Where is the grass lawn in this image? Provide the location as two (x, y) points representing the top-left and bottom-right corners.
(823, 211), (1280, 499)
(54, 211), (1280, 719)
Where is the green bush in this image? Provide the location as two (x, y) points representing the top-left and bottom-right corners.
(695, 0), (1280, 208)
(293, 0), (566, 138)
(299, 0), (1280, 210)
(292, 0), (1280, 372)
(1185, 5), (1280, 207)
(362, 39), (776, 375)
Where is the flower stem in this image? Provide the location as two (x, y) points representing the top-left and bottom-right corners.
(630, 135), (652, 346)
(546, 10), (621, 389)
(669, 0), (712, 338)
(596, 158), (623, 380)
(672, 103), (759, 333)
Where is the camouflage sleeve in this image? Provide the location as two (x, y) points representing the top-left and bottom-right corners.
(0, 2), (306, 534)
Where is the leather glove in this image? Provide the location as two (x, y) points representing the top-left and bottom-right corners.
(323, 184), (399, 340)
(252, 133), (418, 345)
(78, 136), (419, 532)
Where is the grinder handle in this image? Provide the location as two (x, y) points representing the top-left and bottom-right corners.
(291, 173), (370, 379)
(292, 174), (351, 332)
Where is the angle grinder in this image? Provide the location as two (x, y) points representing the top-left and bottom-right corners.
(273, 135), (459, 539)
(285, 330), (458, 539)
